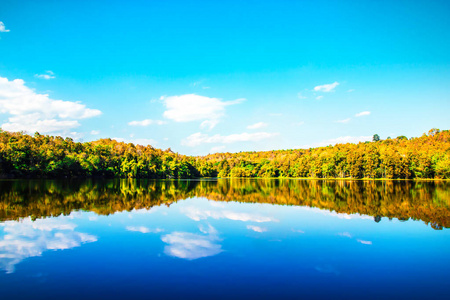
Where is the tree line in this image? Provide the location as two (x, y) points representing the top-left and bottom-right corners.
(204, 129), (450, 179)
(0, 131), (216, 178)
(0, 128), (449, 179)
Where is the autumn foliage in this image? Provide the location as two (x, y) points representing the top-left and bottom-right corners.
(0, 128), (449, 179)
(204, 129), (450, 179)
(0, 179), (448, 229)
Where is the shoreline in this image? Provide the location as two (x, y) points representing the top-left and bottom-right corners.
(0, 176), (448, 181)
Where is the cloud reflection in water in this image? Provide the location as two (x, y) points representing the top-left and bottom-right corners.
(0, 216), (97, 274)
(247, 225), (267, 233)
(182, 205), (278, 223)
(161, 224), (222, 260)
(126, 226), (164, 234)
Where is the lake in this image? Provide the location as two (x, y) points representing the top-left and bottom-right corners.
(0, 179), (449, 299)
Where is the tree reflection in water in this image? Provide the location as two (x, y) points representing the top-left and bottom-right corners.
(0, 179), (449, 229)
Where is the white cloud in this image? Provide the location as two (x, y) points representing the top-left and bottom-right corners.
(0, 217), (97, 274)
(35, 71), (55, 80)
(301, 135), (372, 148)
(68, 131), (84, 141)
(0, 21), (10, 33)
(247, 122), (268, 130)
(161, 225), (222, 260)
(112, 137), (157, 146)
(3, 116), (81, 133)
(338, 232), (353, 238)
(90, 130), (100, 135)
(247, 225), (267, 233)
(314, 81), (339, 92)
(357, 239), (372, 245)
(191, 80), (211, 90)
(316, 95), (323, 100)
(181, 131), (278, 147)
(0, 76), (101, 134)
(162, 94), (244, 129)
(292, 121), (305, 126)
(126, 226), (164, 234)
(326, 135), (372, 145)
(297, 92), (307, 99)
(347, 89), (355, 93)
(210, 145), (226, 153)
(128, 119), (166, 126)
(200, 119), (219, 130)
(355, 111), (371, 117)
(336, 118), (351, 123)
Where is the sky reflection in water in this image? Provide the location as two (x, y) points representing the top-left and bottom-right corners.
(0, 180), (449, 299)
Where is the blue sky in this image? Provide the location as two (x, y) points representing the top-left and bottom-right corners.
(0, 0), (449, 155)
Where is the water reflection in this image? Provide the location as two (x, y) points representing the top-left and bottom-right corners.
(126, 226), (164, 233)
(0, 178), (449, 228)
(0, 214), (97, 273)
(181, 205), (278, 223)
(247, 225), (267, 232)
(0, 180), (449, 299)
(315, 265), (340, 275)
(162, 224), (222, 260)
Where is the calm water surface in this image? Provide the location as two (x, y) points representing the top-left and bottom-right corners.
(0, 179), (449, 299)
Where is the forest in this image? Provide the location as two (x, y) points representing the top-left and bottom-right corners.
(0, 128), (449, 179)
